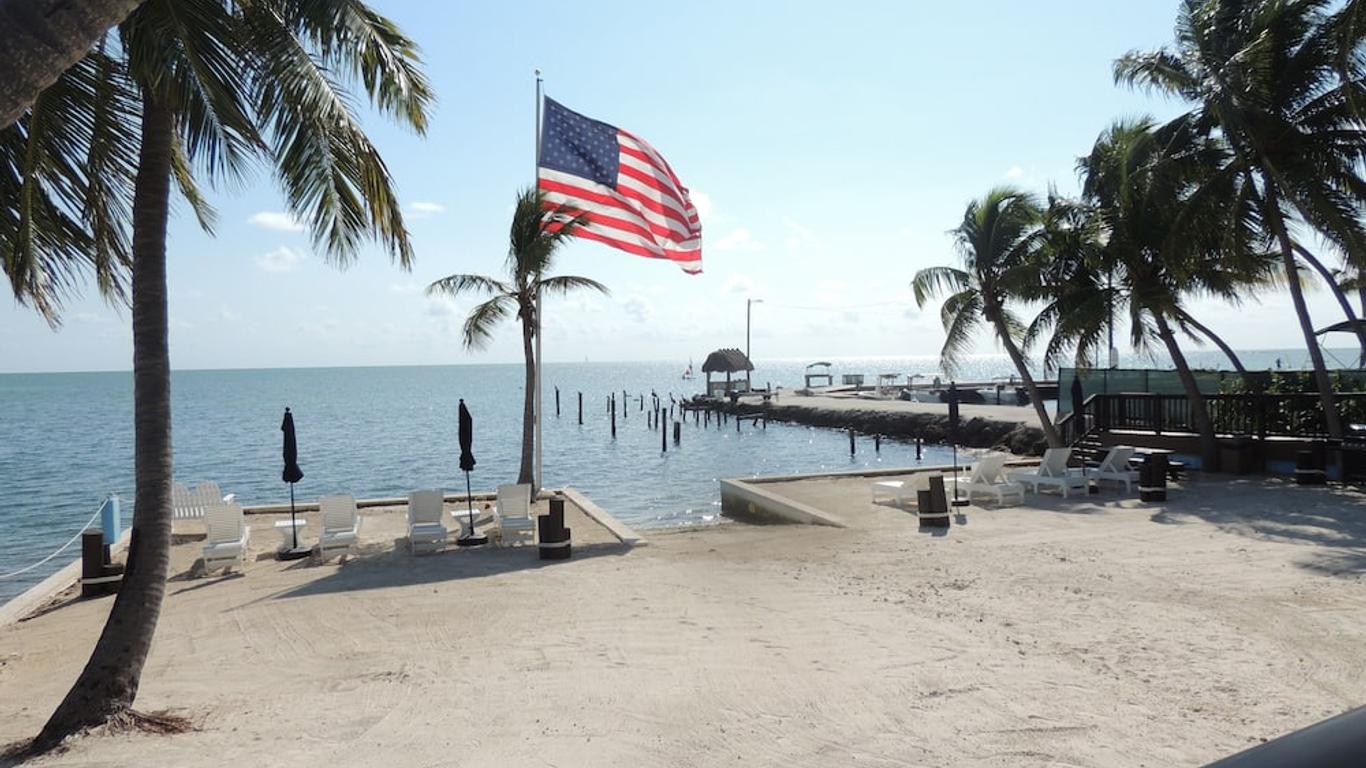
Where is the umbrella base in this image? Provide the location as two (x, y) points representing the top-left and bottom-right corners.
(277, 546), (312, 561)
(456, 534), (489, 547)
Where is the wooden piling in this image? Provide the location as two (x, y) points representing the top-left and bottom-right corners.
(874, 434), (881, 453)
(577, 392), (583, 425)
(915, 436), (922, 460)
(673, 421), (681, 445)
(849, 429), (856, 456)
(661, 417), (667, 452)
(611, 396), (617, 438)
(555, 386), (560, 417)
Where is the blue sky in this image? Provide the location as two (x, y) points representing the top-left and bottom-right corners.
(0, 0), (1347, 372)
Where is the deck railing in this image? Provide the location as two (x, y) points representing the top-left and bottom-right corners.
(1060, 392), (1366, 444)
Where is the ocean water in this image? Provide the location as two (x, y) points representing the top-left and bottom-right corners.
(0, 349), (1349, 606)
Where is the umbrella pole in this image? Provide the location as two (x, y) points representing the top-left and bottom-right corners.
(457, 470), (488, 547)
(290, 483), (298, 549)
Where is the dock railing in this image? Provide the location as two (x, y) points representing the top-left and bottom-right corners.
(1060, 391), (1366, 444)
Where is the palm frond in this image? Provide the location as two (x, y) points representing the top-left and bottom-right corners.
(537, 274), (610, 296)
(461, 294), (514, 351)
(426, 273), (510, 298)
(910, 265), (971, 307)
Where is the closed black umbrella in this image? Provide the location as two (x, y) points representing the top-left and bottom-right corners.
(279, 407), (309, 559)
(456, 399), (487, 546)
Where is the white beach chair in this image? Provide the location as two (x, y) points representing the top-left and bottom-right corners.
(1007, 447), (1088, 498)
(1092, 446), (1139, 492)
(201, 500), (250, 573)
(962, 454), (1025, 505)
(407, 490), (448, 554)
(173, 481), (236, 520)
(873, 472), (959, 513)
(317, 494), (361, 560)
(494, 484), (535, 546)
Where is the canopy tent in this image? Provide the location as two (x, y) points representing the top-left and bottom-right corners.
(804, 361), (833, 389)
(702, 348), (754, 397)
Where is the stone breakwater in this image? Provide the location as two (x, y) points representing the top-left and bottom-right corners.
(717, 397), (1049, 456)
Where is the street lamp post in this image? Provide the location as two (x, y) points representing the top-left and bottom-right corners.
(746, 298), (763, 368)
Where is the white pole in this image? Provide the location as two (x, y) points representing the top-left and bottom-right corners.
(534, 69), (544, 493)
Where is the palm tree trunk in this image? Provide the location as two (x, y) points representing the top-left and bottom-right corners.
(1293, 243), (1366, 365)
(1266, 193), (1344, 439)
(36, 92), (175, 749)
(516, 306), (536, 487)
(992, 316), (1061, 447)
(0, 0), (145, 129)
(1153, 312), (1219, 470)
(1180, 312), (1250, 378)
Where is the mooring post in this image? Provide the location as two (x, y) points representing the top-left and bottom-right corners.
(611, 397), (617, 438)
(694, 408), (699, 426)
(555, 386), (560, 417)
(577, 392), (583, 425)
(673, 420), (681, 445)
(915, 436), (922, 461)
(737, 414), (741, 433)
(639, 395), (644, 412)
(849, 429), (856, 456)
(874, 434), (881, 453)
(661, 417), (668, 452)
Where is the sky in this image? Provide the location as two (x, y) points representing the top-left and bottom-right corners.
(0, 0), (1351, 373)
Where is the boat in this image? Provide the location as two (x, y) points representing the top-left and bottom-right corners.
(681, 359), (694, 380)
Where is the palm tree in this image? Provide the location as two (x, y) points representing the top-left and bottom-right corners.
(0, 0), (146, 129)
(1043, 117), (1277, 467)
(427, 189), (609, 490)
(28, 0), (431, 749)
(913, 187), (1062, 448)
(1115, 0), (1366, 439)
(2, 47), (137, 322)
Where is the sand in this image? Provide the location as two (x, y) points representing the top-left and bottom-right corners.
(2, 476), (1365, 766)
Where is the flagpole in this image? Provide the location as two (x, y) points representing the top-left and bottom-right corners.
(533, 69), (544, 494)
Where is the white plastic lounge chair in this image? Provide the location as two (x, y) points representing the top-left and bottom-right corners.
(1007, 447), (1088, 498)
(873, 472), (962, 512)
(173, 481), (236, 520)
(407, 490), (447, 554)
(494, 484), (535, 546)
(201, 500), (250, 573)
(318, 494), (361, 560)
(1092, 446), (1139, 491)
(962, 454), (1025, 505)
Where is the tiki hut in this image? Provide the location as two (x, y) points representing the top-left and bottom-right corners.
(702, 348), (754, 397)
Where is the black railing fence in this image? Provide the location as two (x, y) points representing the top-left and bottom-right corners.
(1058, 392), (1366, 445)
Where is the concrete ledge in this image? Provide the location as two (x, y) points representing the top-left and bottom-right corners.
(561, 487), (645, 547)
(0, 528), (131, 629)
(242, 492), (498, 516)
(720, 479), (847, 527)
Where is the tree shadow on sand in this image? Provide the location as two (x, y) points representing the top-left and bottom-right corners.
(1148, 477), (1366, 577)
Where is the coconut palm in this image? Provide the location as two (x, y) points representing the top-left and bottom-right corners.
(913, 186), (1062, 447)
(0, 0), (146, 128)
(27, 0), (431, 749)
(1, 47), (138, 322)
(1115, 0), (1366, 438)
(1037, 117), (1277, 467)
(427, 189), (609, 490)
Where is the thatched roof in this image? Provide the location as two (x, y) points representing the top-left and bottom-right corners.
(702, 348), (753, 374)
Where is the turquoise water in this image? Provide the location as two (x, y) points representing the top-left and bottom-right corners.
(0, 349), (1349, 606)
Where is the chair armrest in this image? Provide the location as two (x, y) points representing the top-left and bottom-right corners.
(222, 493), (237, 504)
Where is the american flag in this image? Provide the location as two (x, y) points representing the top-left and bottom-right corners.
(537, 98), (703, 274)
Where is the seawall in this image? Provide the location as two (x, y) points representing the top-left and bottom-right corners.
(715, 394), (1048, 455)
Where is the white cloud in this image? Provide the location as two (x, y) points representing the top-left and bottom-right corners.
(714, 228), (764, 252)
(690, 190), (713, 221)
(389, 281), (425, 295)
(255, 246), (307, 273)
(409, 201), (445, 218)
(621, 295), (655, 323)
(783, 217), (815, 251)
(248, 211), (306, 232)
(1005, 165), (1025, 180)
(425, 295), (460, 317)
(721, 273), (755, 295)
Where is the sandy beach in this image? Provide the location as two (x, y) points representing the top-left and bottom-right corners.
(2, 475), (1365, 766)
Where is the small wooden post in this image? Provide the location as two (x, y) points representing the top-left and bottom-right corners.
(849, 429), (856, 456)
(611, 398), (617, 438)
(704, 410), (710, 427)
(639, 395), (644, 412)
(661, 417), (668, 452)
(874, 434), (881, 453)
(555, 386), (560, 417)
(737, 414), (742, 433)
(673, 420), (681, 445)
(694, 409), (699, 426)
(916, 436), (922, 461)
(577, 392), (583, 425)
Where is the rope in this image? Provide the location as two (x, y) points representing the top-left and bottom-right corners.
(0, 503), (105, 580)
